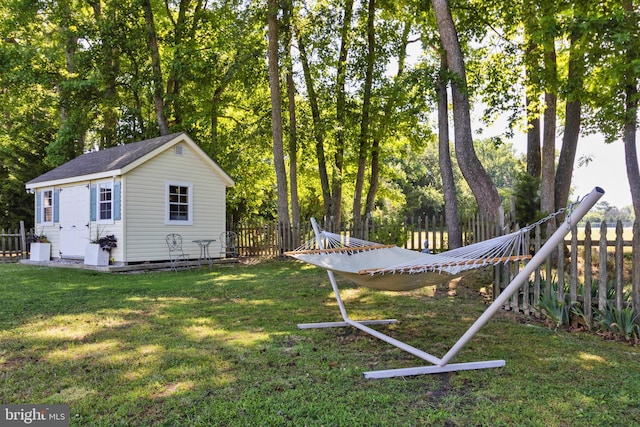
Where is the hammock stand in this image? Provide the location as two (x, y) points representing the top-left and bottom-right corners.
(287, 187), (604, 379)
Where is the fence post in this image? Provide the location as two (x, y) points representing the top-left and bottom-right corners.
(615, 220), (624, 312)
(533, 224), (542, 315)
(544, 222), (553, 298)
(557, 240), (565, 303)
(583, 222), (593, 324)
(598, 222), (608, 311)
(20, 221), (27, 260)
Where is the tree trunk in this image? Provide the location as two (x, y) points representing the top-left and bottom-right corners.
(555, 28), (584, 215)
(331, 0), (354, 229)
(526, 98), (542, 178)
(437, 53), (462, 249)
(89, 0), (119, 148)
(51, 0), (86, 165)
(165, 0), (204, 127)
(540, 38), (557, 215)
(141, 0), (170, 135)
(352, 0), (375, 235)
(267, 0), (290, 248)
(524, 37), (541, 178)
(431, 0), (501, 218)
(624, 86), (640, 220)
(622, 0), (640, 220)
(296, 27), (331, 219)
(283, 0), (300, 246)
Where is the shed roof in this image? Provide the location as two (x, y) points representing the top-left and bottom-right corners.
(26, 132), (234, 188)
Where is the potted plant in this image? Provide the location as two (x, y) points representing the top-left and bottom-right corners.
(28, 231), (51, 262)
(85, 229), (117, 266)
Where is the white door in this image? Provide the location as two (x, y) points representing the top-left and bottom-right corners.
(59, 185), (90, 258)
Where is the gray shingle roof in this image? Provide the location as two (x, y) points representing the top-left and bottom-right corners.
(27, 133), (184, 185)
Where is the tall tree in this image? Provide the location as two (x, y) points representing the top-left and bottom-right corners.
(164, 0), (205, 127)
(141, 0), (170, 135)
(88, 0), (121, 148)
(267, 0), (291, 242)
(539, 1), (558, 216)
(431, 0), (501, 218)
(283, 0), (300, 244)
(437, 53), (462, 248)
(365, 19), (412, 215)
(621, 0), (640, 220)
(330, 0), (354, 229)
(352, 0), (375, 232)
(555, 4), (588, 214)
(295, 23), (332, 219)
(523, 0), (541, 179)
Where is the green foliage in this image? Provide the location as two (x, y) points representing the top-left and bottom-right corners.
(368, 216), (407, 246)
(0, 0), (636, 231)
(513, 170), (541, 226)
(536, 277), (639, 341)
(538, 293), (571, 330)
(597, 304), (640, 340)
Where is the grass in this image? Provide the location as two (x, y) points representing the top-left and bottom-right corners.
(1, 260), (639, 426)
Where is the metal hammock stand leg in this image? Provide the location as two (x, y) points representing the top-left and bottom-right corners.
(298, 187), (604, 379)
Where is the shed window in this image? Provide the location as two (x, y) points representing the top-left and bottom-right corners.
(97, 181), (113, 223)
(42, 189), (53, 225)
(165, 182), (193, 225)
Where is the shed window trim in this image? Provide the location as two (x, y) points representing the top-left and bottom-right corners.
(165, 181), (193, 225)
(40, 188), (54, 226)
(96, 180), (114, 224)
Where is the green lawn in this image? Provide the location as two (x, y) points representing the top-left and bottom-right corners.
(1, 261), (639, 426)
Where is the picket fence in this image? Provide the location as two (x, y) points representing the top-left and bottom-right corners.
(495, 220), (640, 326)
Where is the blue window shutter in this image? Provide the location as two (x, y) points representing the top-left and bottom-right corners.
(114, 182), (121, 220)
(90, 184), (97, 221)
(36, 191), (42, 224)
(53, 189), (60, 223)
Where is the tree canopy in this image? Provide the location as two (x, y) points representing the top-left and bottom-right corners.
(0, 0), (637, 230)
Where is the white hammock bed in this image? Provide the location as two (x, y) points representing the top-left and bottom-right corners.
(286, 187), (604, 378)
(287, 227), (533, 292)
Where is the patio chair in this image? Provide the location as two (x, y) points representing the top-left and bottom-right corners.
(219, 231), (237, 258)
(166, 233), (189, 271)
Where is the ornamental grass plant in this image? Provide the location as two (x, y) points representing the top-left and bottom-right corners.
(1, 261), (639, 426)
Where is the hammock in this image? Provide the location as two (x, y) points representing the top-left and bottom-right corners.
(286, 223), (534, 291)
(286, 187), (604, 378)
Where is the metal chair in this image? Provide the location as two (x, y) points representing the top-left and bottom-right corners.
(166, 233), (189, 271)
(219, 231), (237, 258)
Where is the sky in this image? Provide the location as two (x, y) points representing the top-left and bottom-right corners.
(510, 133), (633, 209)
(475, 111), (636, 209)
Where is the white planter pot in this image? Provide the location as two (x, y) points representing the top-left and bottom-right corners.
(30, 242), (51, 262)
(84, 243), (110, 266)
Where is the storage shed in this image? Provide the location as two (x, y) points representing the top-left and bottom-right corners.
(25, 132), (234, 264)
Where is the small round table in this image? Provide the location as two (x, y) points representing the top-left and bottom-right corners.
(192, 239), (216, 267)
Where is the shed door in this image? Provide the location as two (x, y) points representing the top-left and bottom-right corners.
(59, 185), (90, 258)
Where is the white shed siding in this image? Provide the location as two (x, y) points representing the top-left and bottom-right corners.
(124, 143), (227, 262)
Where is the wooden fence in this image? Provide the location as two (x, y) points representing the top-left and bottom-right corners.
(231, 214), (501, 256)
(0, 221), (27, 263)
(496, 220), (640, 327)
